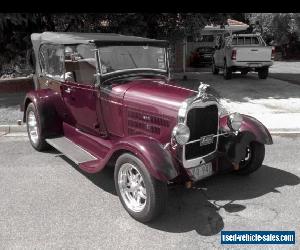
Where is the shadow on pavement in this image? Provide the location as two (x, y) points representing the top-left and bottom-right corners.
(60, 155), (117, 195)
(269, 73), (300, 86)
(57, 154), (300, 236)
(147, 165), (299, 236)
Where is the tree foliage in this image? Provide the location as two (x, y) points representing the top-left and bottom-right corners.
(246, 13), (300, 58)
(0, 13), (229, 75)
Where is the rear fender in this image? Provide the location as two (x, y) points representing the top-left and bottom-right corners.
(23, 89), (63, 137)
(111, 135), (179, 182)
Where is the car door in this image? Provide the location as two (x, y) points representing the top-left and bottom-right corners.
(37, 43), (74, 127)
(61, 44), (103, 136)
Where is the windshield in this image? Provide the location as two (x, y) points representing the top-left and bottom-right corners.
(98, 45), (167, 75)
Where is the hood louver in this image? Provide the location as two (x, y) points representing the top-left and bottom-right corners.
(127, 108), (170, 135)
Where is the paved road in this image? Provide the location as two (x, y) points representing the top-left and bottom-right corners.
(0, 134), (299, 249)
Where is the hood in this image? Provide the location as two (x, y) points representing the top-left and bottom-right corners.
(119, 79), (197, 117)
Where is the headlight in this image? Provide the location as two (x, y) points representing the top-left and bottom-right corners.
(228, 112), (243, 131)
(172, 123), (190, 145)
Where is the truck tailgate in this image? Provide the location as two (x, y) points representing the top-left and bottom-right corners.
(235, 46), (271, 62)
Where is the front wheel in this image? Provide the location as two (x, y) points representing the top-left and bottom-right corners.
(114, 153), (167, 222)
(235, 142), (265, 176)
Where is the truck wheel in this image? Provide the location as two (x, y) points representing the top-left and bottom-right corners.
(212, 60), (219, 74)
(258, 67), (268, 79)
(223, 62), (232, 80)
(26, 102), (48, 151)
(235, 142), (265, 176)
(114, 153), (167, 223)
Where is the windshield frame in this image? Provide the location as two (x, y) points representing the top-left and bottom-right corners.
(96, 44), (169, 78)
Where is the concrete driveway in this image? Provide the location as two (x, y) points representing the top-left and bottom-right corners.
(174, 64), (300, 132)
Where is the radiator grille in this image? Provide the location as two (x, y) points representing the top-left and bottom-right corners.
(185, 105), (218, 160)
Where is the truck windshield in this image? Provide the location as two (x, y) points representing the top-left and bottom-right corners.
(98, 45), (167, 75)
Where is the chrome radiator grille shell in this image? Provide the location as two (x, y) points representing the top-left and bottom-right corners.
(178, 97), (220, 169)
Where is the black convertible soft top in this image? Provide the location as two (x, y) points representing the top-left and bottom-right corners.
(30, 32), (169, 84)
(31, 32), (168, 47)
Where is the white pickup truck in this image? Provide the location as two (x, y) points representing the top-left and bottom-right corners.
(212, 33), (275, 79)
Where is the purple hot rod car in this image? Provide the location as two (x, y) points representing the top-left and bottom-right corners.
(23, 32), (272, 222)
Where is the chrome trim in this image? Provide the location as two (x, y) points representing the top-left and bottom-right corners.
(176, 84), (220, 169)
(185, 131), (236, 145)
(182, 101), (220, 169)
(100, 68), (167, 76)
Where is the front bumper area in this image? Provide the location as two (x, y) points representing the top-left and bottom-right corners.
(181, 131), (255, 181)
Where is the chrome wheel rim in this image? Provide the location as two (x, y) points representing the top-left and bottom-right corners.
(27, 111), (39, 144)
(118, 163), (147, 212)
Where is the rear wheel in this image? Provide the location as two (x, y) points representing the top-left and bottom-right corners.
(258, 67), (268, 79)
(26, 103), (48, 151)
(114, 153), (167, 222)
(235, 142), (265, 176)
(223, 62), (232, 80)
(212, 60), (219, 75)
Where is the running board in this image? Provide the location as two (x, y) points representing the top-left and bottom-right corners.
(46, 137), (97, 164)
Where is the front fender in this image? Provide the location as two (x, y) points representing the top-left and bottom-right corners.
(112, 135), (179, 182)
(220, 114), (273, 145)
(219, 114), (272, 166)
(240, 114), (273, 144)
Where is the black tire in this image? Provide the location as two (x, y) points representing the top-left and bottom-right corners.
(223, 62), (232, 80)
(258, 67), (268, 79)
(212, 60), (219, 75)
(241, 69), (248, 75)
(26, 102), (48, 151)
(114, 153), (167, 223)
(235, 142), (265, 176)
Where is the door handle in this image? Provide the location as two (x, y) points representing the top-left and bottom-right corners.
(65, 88), (72, 94)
